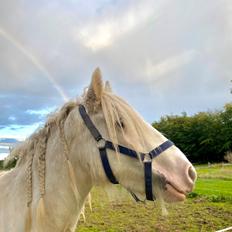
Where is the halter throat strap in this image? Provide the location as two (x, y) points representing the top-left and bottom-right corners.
(78, 104), (174, 201)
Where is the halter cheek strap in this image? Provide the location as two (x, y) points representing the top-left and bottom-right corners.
(79, 104), (174, 201)
(99, 144), (119, 184)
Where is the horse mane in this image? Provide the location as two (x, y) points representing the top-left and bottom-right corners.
(2, 100), (79, 232)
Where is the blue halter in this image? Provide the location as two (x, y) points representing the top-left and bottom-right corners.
(79, 104), (173, 201)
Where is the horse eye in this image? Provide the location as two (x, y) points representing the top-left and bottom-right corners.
(116, 120), (125, 129)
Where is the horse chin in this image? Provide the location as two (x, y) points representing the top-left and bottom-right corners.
(163, 183), (186, 203)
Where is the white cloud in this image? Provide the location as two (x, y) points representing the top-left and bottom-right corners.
(144, 50), (197, 81)
(26, 107), (56, 115)
(75, 0), (165, 51)
(8, 116), (16, 121)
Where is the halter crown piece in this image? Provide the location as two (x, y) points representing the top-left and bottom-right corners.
(79, 104), (174, 201)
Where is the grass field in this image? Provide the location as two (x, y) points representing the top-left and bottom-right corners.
(193, 164), (232, 202)
(77, 164), (232, 232)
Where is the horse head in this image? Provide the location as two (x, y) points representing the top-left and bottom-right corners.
(67, 68), (197, 203)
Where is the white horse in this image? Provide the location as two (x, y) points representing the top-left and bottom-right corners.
(0, 68), (197, 232)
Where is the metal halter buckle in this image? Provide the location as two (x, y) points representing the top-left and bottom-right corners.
(144, 153), (152, 162)
(97, 138), (106, 149)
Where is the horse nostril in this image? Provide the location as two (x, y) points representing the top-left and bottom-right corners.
(188, 166), (197, 183)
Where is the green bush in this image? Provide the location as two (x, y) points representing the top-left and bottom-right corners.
(0, 160), (3, 170)
(0, 159), (17, 170)
(153, 103), (232, 163)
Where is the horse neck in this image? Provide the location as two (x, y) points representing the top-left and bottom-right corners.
(32, 129), (93, 230)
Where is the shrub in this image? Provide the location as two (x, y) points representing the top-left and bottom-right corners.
(153, 103), (232, 163)
(0, 160), (3, 170)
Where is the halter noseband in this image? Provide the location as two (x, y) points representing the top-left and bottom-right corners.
(79, 104), (174, 201)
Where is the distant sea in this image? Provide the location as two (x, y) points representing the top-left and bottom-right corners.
(0, 143), (19, 160)
(0, 138), (21, 160)
(0, 145), (10, 160)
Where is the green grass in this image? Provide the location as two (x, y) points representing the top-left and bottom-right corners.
(77, 164), (232, 232)
(195, 164), (232, 180)
(194, 178), (232, 197)
(77, 187), (232, 232)
(191, 164), (232, 202)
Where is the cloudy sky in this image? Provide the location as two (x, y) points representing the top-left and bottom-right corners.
(0, 0), (231, 140)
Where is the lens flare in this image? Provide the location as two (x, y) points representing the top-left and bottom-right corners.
(0, 27), (68, 102)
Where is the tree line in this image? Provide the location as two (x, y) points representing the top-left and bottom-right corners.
(152, 103), (232, 163)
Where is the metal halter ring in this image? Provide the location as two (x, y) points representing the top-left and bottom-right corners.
(97, 138), (106, 149)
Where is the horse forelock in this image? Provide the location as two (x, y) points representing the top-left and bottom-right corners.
(101, 91), (152, 156)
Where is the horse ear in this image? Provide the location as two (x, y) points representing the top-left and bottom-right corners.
(105, 81), (112, 92)
(85, 67), (104, 110)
